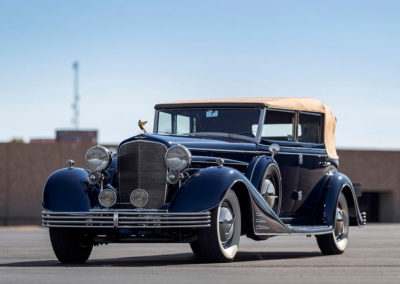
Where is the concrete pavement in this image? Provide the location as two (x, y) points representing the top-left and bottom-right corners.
(0, 224), (399, 284)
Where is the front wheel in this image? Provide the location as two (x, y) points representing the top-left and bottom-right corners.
(49, 228), (93, 264)
(316, 192), (349, 255)
(190, 189), (241, 262)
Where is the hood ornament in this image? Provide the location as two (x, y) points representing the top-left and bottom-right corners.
(138, 120), (148, 133)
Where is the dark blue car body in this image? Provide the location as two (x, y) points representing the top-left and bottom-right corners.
(42, 98), (365, 262)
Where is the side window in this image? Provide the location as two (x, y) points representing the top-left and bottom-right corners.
(298, 113), (322, 143)
(261, 110), (295, 141)
(158, 111), (172, 134)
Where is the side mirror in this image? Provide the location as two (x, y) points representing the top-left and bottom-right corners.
(269, 143), (280, 157)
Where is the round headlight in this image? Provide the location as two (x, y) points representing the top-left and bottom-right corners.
(165, 145), (192, 171)
(85, 145), (111, 171)
(98, 188), (117, 208)
(130, 189), (148, 208)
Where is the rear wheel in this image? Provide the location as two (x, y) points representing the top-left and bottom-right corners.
(190, 189), (241, 262)
(49, 228), (93, 264)
(316, 192), (349, 255)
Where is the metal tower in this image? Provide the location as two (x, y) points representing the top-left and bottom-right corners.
(72, 61), (80, 129)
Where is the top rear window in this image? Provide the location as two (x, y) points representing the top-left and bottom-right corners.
(298, 112), (323, 143)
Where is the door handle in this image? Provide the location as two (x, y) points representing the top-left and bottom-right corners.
(318, 161), (331, 167)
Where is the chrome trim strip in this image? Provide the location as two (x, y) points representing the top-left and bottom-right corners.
(44, 210), (210, 215)
(42, 210), (211, 229)
(264, 144), (326, 151)
(190, 143), (325, 153)
(192, 160), (248, 166)
(42, 224), (211, 229)
(255, 108), (267, 143)
(189, 147), (327, 158)
(249, 155), (263, 182)
(259, 226), (333, 236)
(188, 147), (263, 154)
(192, 156), (249, 166)
(119, 139), (168, 151)
(153, 110), (159, 133)
(256, 225), (270, 230)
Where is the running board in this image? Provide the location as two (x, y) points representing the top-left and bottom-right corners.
(253, 208), (333, 236)
(289, 225), (333, 235)
(242, 178), (335, 236)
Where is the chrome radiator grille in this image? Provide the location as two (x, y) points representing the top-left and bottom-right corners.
(118, 140), (168, 209)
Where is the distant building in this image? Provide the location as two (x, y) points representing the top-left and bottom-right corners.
(338, 149), (400, 223)
(30, 138), (56, 144)
(56, 130), (97, 144)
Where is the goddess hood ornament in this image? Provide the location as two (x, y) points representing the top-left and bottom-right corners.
(138, 120), (148, 133)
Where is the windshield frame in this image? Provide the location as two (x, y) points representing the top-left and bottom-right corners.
(153, 107), (266, 143)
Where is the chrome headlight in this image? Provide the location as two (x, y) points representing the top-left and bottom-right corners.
(85, 145), (111, 172)
(165, 145), (192, 171)
(98, 188), (117, 208)
(130, 189), (148, 208)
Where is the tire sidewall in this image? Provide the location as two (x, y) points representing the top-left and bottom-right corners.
(216, 189), (241, 260)
(332, 192), (349, 252)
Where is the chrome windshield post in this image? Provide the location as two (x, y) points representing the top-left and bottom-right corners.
(255, 108), (266, 144)
(153, 110), (159, 133)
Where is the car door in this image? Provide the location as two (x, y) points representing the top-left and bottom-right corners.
(257, 109), (300, 216)
(292, 112), (327, 214)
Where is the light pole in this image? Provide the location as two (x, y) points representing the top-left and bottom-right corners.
(72, 61), (79, 129)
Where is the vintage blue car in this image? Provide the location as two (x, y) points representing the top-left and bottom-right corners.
(42, 97), (366, 263)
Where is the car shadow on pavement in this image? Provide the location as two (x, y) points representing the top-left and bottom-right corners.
(0, 251), (321, 267)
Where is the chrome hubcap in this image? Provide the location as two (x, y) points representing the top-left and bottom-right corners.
(219, 205), (234, 244)
(334, 203), (348, 250)
(335, 207), (344, 237)
(261, 178), (277, 209)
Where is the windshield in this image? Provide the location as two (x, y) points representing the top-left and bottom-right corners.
(155, 108), (262, 141)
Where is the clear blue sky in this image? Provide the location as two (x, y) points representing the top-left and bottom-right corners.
(1, 0), (399, 148)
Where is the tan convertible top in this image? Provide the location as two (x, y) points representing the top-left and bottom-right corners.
(155, 97), (338, 159)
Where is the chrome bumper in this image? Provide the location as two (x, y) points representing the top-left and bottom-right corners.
(42, 210), (211, 229)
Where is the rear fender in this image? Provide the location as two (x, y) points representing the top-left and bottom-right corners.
(319, 172), (365, 227)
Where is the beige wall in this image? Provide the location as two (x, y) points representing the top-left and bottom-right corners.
(0, 144), (399, 225)
(338, 149), (400, 222)
(0, 143), (94, 225)
(0, 144), (8, 224)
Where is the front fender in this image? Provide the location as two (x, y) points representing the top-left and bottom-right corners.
(320, 172), (365, 227)
(42, 168), (92, 212)
(168, 166), (293, 234)
(168, 166), (247, 212)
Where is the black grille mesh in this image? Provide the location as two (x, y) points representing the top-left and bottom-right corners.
(118, 141), (167, 209)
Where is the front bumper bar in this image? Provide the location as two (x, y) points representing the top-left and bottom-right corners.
(42, 210), (211, 229)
